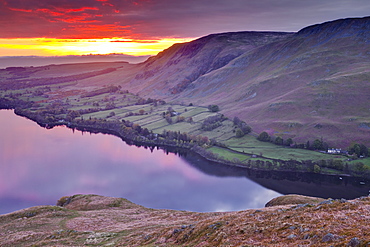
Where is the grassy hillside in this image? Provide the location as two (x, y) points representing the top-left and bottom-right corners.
(117, 17), (370, 148)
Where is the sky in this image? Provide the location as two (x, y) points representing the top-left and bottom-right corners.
(0, 0), (369, 57)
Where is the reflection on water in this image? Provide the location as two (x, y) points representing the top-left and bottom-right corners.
(0, 110), (280, 214)
(1, 110), (370, 215)
(184, 152), (370, 200)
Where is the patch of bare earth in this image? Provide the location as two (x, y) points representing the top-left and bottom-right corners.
(1, 194), (370, 246)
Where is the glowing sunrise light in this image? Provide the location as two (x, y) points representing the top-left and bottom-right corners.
(0, 37), (193, 57)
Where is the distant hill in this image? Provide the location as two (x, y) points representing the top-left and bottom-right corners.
(0, 54), (149, 69)
(120, 17), (370, 148)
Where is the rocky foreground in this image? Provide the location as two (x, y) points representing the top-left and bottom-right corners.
(0, 194), (369, 246)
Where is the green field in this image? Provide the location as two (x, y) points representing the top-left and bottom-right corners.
(224, 135), (333, 161)
(1, 80), (367, 175)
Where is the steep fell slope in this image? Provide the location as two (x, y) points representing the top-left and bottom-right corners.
(126, 31), (292, 96)
(125, 17), (370, 147)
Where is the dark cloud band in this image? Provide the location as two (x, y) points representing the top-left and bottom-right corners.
(0, 0), (369, 39)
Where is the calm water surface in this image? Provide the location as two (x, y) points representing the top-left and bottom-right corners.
(0, 110), (281, 214)
(2, 110), (370, 215)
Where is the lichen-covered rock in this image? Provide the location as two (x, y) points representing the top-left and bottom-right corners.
(58, 194), (139, 211)
(265, 194), (325, 207)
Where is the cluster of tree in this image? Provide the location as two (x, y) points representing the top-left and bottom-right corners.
(176, 116), (186, 122)
(108, 111), (116, 117)
(162, 107), (189, 124)
(165, 115), (173, 124)
(104, 101), (116, 110)
(190, 144), (370, 177)
(81, 85), (120, 98)
(308, 139), (329, 151)
(0, 97), (33, 110)
(208, 104), (220, 112)
(161, 130), (211, 146)
(162, 107), (178, 117)
(233, 117), (252, 138)
(257, 131), (330, 151)
(257, 131), (271, 142)
(164, 115), (191, 124)
(124, 109), (148, 117)
(348, 143), (369, 158)
(32, 86), (51, 97)
(169, 79), (192, 94)
(135, 98), (165, 106)
(201, 114), (227, 131)
(66, 110), (81, 121)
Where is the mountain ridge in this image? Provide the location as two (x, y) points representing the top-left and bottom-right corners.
(121, 16), (370, 148)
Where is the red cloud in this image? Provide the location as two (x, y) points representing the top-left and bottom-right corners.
(37, 8), (64, 17)
(8, 7), (33, 13)
(63, 24), (133, 39)
(102, 3), (114, 7)
(34, 6), (101, 24)
(3, 0), (368, 40)
(61, 7), (99, 13)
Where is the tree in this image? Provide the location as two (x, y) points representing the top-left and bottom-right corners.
(165, 115), (173, 124)
(233, 116), (241, 125)
(285, 138), (293, 146)
(349, 143), (368, 157)
(201, 115), (225, 131)
(239, 122), (252, 135)
(332, 160), (344, 171)
(257, 131), (270, 142)
(306, 141), (310, 150)
(233, 117), (252, 136)
(141, 128), (150, 136)
(66, 110), (80, 120)
(275, 136), (283, 145)
(208, 104), (219, 112)
(176, 116), (185, 122)
(312, 139), (324, 150)
(313, 164), (321, 173)
(235, 128), (244, 138)
(360, 144), (369, 157)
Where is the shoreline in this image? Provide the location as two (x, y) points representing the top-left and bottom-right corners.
(9, 107), (367, 180)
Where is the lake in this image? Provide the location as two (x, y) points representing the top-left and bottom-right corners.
(0, 110), (281, 214)
(1, 110), (369, 215)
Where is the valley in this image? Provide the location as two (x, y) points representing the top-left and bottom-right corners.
(0, 17), (369, 178)
(0, 61), (368, 178)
